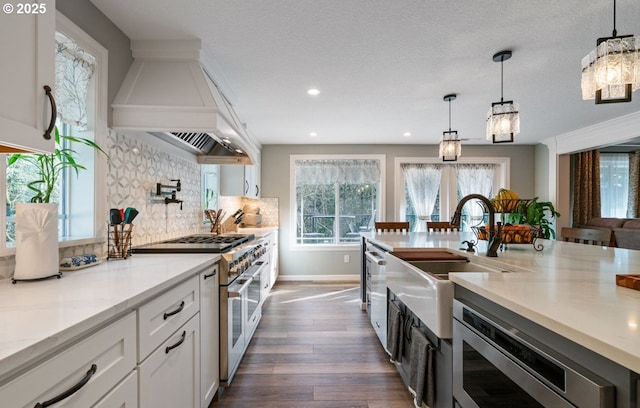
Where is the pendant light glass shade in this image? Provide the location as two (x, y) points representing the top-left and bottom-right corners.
(581, 1), (639, 103)
(486, 101), (520, 143)
(486, 51), (519, 143)
(439, 94), (461, 161)
(439, 133), (461, 162)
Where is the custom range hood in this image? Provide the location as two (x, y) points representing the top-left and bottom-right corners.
(112, 40), (258, 165)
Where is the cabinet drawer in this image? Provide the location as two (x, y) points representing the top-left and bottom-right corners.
(138, 276), (199, 361)
(139, 314), (201, 408)
(93, 370), (138, 408)
(0, 312), (136, 408)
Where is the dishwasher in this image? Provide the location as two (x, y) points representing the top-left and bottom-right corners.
(365, 242), (387, 347)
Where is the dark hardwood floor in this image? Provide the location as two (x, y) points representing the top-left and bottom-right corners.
(211, 281), (414, 407)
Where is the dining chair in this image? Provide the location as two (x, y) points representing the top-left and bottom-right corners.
(426, 221), (459, 232)
(374, 222), (410, 232)
(561, 227), (612, 246)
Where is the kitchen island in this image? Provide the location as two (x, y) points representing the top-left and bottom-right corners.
(363, 230), (640, 373)
(364, 230), (640, 407)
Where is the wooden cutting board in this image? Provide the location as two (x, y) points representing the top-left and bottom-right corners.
(615, 274), (640, 290)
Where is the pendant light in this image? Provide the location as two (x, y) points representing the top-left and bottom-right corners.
(439, 94), (461, 162)
(581, 0), (639, 104)
(486, 50), (519, 144)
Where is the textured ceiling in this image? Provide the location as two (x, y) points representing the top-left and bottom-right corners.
(90, 0), (640, 146)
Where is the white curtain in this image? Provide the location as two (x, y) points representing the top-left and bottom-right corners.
(455, 164), (496, 229)
(55, 32), (96, 129)
(401, 163), (442, 232)
(295, 159), (380, 185)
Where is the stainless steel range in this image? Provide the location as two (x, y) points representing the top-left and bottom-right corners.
(132, 233), (270, 386)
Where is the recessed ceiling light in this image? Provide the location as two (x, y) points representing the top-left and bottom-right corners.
(235, 149), (243, 154)
(403, 132), (411, 137)
(307, 88), (320, 96)
(310, 132), (317, 137)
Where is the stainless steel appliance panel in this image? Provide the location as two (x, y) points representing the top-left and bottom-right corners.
(365, 248), (387, 347)
(453, 300), (614, 408)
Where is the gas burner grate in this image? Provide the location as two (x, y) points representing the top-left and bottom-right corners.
(163, 234), (252, 245)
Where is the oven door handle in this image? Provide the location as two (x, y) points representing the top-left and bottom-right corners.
(248, 262), (268, 280)
(228, 277), (254, 298)
(365, 251), (386, 265)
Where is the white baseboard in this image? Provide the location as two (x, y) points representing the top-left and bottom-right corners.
(277, 274), (360, 283)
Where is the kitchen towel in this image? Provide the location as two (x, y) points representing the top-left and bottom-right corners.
(387, 300), (404, 363)
(408, 326), (435, 408)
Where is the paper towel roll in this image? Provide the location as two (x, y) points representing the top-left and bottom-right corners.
(14, 203), (60, 280)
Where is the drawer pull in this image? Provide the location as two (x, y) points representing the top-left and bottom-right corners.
(203, 271), (217, 280)
(165, 331), (186, 354)
(34, 364), (97, 408)
(163, 301), (185, 320)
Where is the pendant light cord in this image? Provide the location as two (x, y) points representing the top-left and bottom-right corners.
(500, 59), (504, 103)
(448, 99), (452, 132)
(612, 0), (617, 37)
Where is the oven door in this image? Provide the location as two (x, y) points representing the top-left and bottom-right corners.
(453, 300), (614, 408)
(244, 260), (268, 340)
(222, 276), (252, 383)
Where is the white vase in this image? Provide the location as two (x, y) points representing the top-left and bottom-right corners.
(13, 203), (60, 281)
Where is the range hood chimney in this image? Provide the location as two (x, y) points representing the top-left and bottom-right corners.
(112, 39), (259, 165)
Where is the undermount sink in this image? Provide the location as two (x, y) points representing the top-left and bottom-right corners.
(384, 250), (500, 339)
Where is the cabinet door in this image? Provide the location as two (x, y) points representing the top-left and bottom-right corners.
(0, 0), (55, 153)
(139, 314), (201, 408)
(220, 164), (260, 197)
(0, 312), (136, 408)
(92, 371), (138, 408)
(199, 266), (219, 408)
(219, 165), (245, 196)
(244, 165), (260, 198)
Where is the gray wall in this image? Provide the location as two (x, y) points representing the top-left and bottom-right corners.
(56, 0), (132, 126)
(261, 144), (537, 279)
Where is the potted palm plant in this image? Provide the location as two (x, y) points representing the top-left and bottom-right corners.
(8, 127), (107, 282)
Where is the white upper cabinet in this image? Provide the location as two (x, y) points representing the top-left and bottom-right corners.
(0, 0), (56, 153)
(220, 159), (261, 198)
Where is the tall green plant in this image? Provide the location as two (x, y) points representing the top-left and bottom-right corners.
(8, 127), (108, 203)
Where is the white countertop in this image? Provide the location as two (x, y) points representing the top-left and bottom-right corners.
(0, 254), (219, 381)
(364, 231), (640, 373)
(237, 226), (278, 237)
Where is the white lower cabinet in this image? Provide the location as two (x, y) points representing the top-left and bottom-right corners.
(199, 266), (219, 408)
(0, 267), (214, 408)
(93, 371), (138, 408)
(138, 314), (200, 408)
(0, 312), (136, 407)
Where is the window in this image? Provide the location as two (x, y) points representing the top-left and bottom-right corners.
(291, 155), (384, 246)
(600, 153), (629, 217)
(1, 13), (107, 250)
(202, 164), (219, 211)
(395, 157), (509, 231)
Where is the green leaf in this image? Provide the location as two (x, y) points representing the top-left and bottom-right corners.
(6, 125), (108, 203)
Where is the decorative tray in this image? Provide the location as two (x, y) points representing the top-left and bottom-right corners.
(472, 224), (543, 251)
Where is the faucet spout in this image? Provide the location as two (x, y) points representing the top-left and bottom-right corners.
(450, 193), (499, 257)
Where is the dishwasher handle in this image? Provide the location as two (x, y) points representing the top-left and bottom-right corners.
(365, 251), (386, 266)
